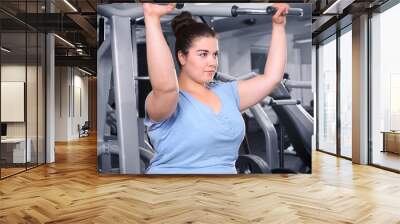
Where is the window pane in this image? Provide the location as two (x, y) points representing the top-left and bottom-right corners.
(318, 36), (337, 154)
(371, 3), (400, 171)
(340, 28), (352, 158)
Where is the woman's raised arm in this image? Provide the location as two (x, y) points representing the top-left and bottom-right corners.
(236, 3), (288, 111)
(144, 3), (179, 122)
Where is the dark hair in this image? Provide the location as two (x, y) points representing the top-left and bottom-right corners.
(171, 11), (217, 68)
(283, 73), (290, 79)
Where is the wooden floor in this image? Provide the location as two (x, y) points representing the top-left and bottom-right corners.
(1, 163), (44, 178)
(1, 167), (26, 178)
(1, 135), (400, 223)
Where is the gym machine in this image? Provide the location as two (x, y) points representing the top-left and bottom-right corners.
(269, 80), (313, 172)
(215, 72), (313, 173)
(97, 3), (304, 174)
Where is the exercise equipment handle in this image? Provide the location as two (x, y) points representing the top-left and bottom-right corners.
(271, 99), (300, 106)
(266, 6), (304, 17)
(134, 76), (150, 80)
(264, 98), (300, 106)
(284, 80), (312, 89)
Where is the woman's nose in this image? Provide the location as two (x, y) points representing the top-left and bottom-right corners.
(208, 55), (217, 67)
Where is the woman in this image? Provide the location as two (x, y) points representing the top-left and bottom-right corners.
(143, 3), (288, 174)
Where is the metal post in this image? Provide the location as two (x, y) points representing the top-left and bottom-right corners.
(352, 14), (369, 164)
(131, 20), (146, 149)
(97, 36), (112, 152)
(46, 31), (55, 163)
(249, 105), (279, 169)
(110, 16), (140, 173)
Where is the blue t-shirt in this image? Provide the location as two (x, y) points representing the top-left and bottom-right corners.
(144, 81), (245, 174)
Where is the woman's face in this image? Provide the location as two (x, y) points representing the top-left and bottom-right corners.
(179, 36), (219, 84)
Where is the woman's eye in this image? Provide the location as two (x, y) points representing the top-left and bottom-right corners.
(199, 53), (207, 57)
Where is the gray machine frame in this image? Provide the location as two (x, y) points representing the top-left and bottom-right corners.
(97, 3), (303, 174)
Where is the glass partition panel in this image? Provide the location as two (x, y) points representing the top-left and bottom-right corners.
(317, 35), (337, 154)
(27, 30), (38, 169)
(0, 0), (46, 179)
(371, 3), (400, 171)
(339, 27), (352, 158)
(1, 30), (27, 177)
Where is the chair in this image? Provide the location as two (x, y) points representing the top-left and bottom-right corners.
(79, 121), (90, 138)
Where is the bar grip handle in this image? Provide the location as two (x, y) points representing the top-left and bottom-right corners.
(270, 99), (301, 106)
(266, 6), (303, 17)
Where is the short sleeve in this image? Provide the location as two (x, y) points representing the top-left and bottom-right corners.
(143, 111), (166, 131)
(143, 97), (178, 133)
(228, 81), (241, 110)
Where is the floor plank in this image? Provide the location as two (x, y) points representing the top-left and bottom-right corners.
(1, 135), (400, 223)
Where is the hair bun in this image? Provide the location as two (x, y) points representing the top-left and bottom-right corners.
(171, 11), (196, 36)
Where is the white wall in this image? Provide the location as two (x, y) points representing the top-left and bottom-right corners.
(55, 67), (89, 141)
(1, 65), (26, 81)
(72, 72), (89, 138)
(55, 67), (67, 141)
(219, 34), (252, 76)
(1, 65), (29, 138)
(1, 82), (24, 122)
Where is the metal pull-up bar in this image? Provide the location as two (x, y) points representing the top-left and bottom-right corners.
(97, 3), (304, 19)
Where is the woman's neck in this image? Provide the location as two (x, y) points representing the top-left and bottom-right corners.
(178, 72), (209, 94)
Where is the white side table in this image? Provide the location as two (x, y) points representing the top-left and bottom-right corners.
(1, 138), (31, 163)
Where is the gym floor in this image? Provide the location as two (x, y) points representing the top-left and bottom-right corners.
(0, 134), (399, 223)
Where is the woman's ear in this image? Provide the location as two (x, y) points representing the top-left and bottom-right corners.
(178, 51), (186, 66)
